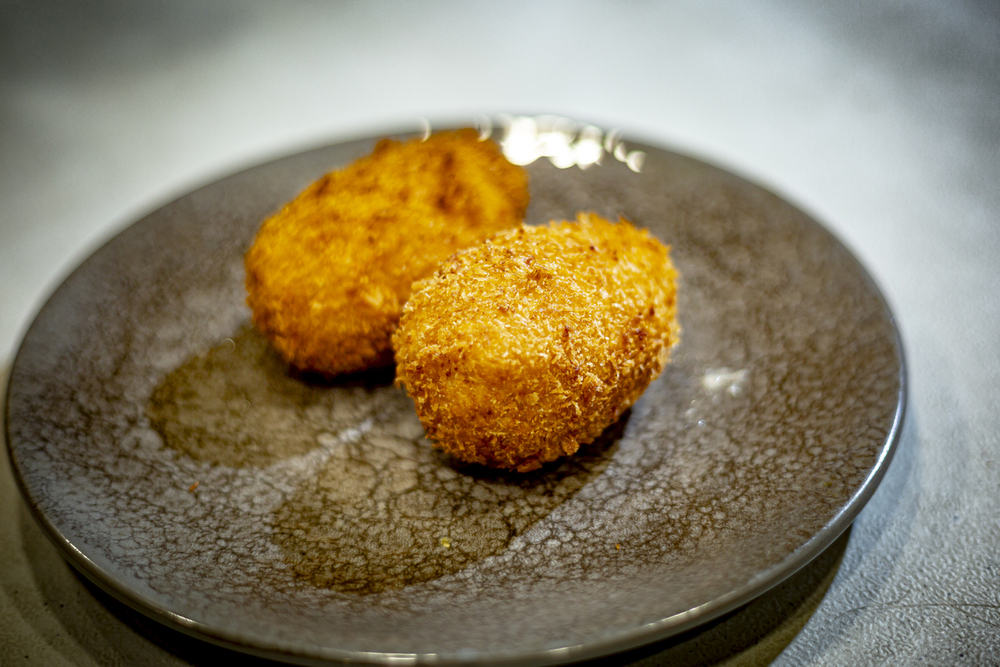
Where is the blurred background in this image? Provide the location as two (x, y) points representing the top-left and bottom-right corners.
(2, 1), (999, 665)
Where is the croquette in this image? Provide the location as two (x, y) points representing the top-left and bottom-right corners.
(244, 129), (529, 376)
(393, 213), (680, 472)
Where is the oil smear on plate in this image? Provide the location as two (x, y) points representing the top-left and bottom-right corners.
(146, 327), (620, 595)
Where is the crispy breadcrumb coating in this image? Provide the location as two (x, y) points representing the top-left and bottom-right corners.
(393, 214), (680, 471)
(244, 129), (529, 376)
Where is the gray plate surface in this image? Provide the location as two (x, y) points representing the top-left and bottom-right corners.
(5, 123), (904, 666)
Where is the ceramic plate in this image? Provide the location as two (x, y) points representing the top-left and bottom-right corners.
(5, 117), (905, 666)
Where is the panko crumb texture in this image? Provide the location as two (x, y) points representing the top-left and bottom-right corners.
(244, 129), (529, 376)
(393, 214), (680, 472)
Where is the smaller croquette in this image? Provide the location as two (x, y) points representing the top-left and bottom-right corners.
(393, 213), (680, 472)
(244, 129), (529, 376)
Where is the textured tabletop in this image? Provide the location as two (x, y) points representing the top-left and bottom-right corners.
(2, 1), (999, 665)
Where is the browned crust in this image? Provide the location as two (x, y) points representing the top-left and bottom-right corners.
(393, 214), (680, 471)
(244, 129), (529, 375)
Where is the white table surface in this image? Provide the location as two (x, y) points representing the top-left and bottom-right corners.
(2, 1), (999, 665)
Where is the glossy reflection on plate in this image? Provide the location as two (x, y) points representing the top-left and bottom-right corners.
(5, 117), (904, 666)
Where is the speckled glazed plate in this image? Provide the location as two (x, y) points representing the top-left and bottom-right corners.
(6, 118), (904, 666)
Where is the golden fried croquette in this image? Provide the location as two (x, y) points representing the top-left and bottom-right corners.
(393, 213), (680, 471)
(244, 129), (529, 376)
